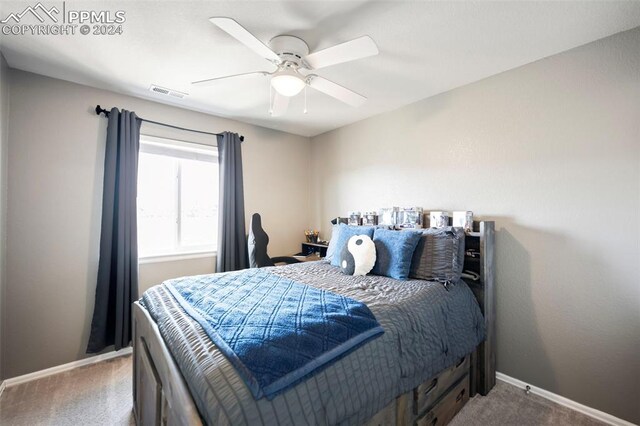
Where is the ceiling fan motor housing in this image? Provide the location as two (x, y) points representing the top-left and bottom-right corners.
(269, 35), (310, 67)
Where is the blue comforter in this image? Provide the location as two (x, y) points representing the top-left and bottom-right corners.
(164, 268), (384, 399)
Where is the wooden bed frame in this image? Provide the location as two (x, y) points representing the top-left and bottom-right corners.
(133, 221), (495, 426)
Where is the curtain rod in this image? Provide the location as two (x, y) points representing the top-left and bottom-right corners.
(95, 105), (244, 142)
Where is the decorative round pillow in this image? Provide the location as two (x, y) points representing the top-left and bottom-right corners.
(340, 235), (376, 276)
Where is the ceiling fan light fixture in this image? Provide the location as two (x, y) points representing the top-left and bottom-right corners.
(271, 69), (306, 97)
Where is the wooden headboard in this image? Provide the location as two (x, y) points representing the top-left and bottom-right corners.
(462, 221), (496, 396)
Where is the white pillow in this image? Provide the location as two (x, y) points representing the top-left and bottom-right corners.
(340, 235), (376, 276)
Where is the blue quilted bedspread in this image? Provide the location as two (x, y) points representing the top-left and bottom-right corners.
(163, 268), (384, 399)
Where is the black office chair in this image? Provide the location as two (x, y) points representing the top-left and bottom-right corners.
(248, 213), (301, 268)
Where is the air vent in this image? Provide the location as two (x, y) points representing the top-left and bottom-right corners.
(149, 85), (188, 99)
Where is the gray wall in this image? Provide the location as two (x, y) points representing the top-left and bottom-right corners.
(0, 53), (9, 380)
(310, 28), (640, 423)
(3, 69), (311, 378)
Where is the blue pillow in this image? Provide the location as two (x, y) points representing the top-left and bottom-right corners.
(325, 224), (341, 260)
(330, 224), (375, 267)
(371, 229), (422, 280)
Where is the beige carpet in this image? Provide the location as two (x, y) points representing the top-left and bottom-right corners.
(449, 381), (606, 426)
(0, 354), (605, 426)
(0, 355), (135, 426)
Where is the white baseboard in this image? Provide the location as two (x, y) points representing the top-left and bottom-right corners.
(1, 347), (132, 389)
(496, 372), (635, 426)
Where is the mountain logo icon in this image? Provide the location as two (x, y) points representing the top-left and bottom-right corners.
(1, 2), (60, 24)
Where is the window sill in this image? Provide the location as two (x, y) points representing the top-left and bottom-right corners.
(138, 251), (217, 265)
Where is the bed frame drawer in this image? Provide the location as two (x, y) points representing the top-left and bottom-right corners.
(415, 374), (469, 426)
(414, 355), (469, 416)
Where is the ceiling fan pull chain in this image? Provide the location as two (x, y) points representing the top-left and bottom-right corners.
(268, 79), (273, 115)
(304, 85), (308, 114)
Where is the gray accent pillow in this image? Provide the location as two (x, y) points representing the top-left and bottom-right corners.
(410, 227), (466, 283)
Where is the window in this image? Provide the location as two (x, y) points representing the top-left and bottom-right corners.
(137, 135), (218, 258)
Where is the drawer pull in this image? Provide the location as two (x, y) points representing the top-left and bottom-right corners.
(431, 417), (438, 426)
(424, 378), (438, 395)
(455, 357), (465, 368)
(456, 389), (466, 403)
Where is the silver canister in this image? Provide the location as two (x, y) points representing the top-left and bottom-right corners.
(464, 211), (474, 232)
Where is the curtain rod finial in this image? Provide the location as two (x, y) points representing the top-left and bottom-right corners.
(95, 105), (110, 117)
(240, 135), (245, 142)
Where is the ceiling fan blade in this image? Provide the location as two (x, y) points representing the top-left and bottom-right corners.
(209, 17), (281, 63)
(303, 36), (378, 70)
(192, 71), (268, 87)
(308, 76), (366, 107)
(270, 92), (290, 117)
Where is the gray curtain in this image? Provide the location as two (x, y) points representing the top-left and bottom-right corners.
(216, 132), (248, 272)
(87, 108), (141, 353)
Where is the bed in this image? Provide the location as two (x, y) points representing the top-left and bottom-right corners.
(133, 221), (495, 426)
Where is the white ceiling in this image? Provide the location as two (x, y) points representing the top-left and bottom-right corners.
(2, 1), (639, 137)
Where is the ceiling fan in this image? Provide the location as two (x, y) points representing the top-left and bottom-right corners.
(192, 17), (379, 116)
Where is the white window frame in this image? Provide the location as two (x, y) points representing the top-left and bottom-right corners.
(137, 135), (218, 262)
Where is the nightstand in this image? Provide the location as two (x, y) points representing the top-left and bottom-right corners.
(300, 242), (328, 258)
